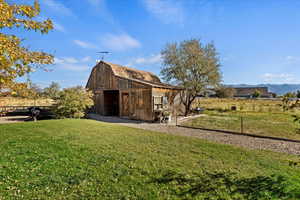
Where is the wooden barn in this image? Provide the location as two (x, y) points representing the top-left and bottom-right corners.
(86, 61), (182, 121)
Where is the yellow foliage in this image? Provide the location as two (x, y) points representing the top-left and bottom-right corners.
(0, 0), (53, 90)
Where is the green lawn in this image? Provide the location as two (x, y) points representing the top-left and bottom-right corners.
(0, 119), (300, 199)
(183, 110), (300, 141)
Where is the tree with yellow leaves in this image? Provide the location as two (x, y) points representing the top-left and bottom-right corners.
(0, 0), (53, 92)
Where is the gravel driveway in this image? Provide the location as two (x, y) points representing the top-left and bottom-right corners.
(88, 114), (300, 155)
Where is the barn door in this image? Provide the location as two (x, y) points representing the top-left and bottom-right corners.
(122, 93), (129, 116)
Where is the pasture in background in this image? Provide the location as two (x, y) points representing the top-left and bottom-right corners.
(184, 98), (300, 141)
(194, 98), (287, 113)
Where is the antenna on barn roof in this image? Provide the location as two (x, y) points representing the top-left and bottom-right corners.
(96, 51), (111, 62)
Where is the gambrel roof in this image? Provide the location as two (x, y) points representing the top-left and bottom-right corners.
(93, 61), (181, 90)
(105, 61), (161, 83)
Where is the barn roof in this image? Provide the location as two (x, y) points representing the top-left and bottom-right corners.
(101, 61), (181, 90)
(104, 61), (161, 83)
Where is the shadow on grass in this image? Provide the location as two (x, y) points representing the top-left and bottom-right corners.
(151, 171), (300, 199)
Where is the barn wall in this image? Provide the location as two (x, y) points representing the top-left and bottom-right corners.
(117, 79), (153, 121)
(128, 88), (153, 121)
(86, 62), (117, 90)
(152, 88), (180, 104)
(152, 88), (183, 115)
(93, 90), (104, 115)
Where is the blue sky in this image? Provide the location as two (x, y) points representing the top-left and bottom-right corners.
(11, 0), (300, 88)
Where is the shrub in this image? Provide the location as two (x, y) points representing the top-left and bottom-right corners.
(53, 86), (94, 118)
(43, 82), (60, 99)
(215, 86), (236, 98)
(284, 92), (296, 98)
(252, 90), (261, 98)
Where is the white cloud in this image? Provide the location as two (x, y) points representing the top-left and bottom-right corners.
(62, 57), (79, 64)
(285, 55), (300, 64)
(54, 57), (65, 65)
(53, 21), (66, 33)
(73, 40), (97, 49)
(263, 73), (298, 83)
(43, 0), (74, 16)
(61, 64), (89, 72)
(100, 33), (141, 51)
(54, 56), (92, 71)
(128, 54), (162, 66)
(144, 0), (184, 24)
(81, 56), (91, 62)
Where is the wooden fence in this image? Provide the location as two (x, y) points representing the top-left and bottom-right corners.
(0, 106), (53, 114)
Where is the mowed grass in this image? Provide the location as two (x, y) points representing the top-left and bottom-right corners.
(184, 110), (300, 141)
(0, 120), (300, 199)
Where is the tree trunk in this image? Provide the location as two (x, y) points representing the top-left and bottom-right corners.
(180, 90), (196, 117)
(184, 98), (194, 116)
(184, 105), (190, 116)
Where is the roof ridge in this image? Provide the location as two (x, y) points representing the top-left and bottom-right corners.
(101, 61), (161, 83)
(103, 61), (157, 76)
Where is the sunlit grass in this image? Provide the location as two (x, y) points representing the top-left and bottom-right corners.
(184, 110), (300, 140)
(0, 119), (300, 199)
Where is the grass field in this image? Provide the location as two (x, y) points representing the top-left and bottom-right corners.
(194, 98), (286, 112)
(1, 119), (300, 199)
(183, 110), (300, 141)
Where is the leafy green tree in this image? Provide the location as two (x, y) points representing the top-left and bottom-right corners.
(0, 0), (53, 90)
(161, 39), (221, 116)
(43, 82), (60, 99)
(53, 86), (94, 119)
(252, 90), (261, 98)
(296, 90), (300, 98)
(284, 92), (296, 98)
(215, 86), (236, 98)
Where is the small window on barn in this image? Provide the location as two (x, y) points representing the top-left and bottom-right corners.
(153, 96), (163, 110)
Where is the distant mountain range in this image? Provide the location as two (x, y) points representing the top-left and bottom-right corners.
(227, 84), (300, 95)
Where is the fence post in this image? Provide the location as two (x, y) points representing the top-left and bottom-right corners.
(175, 112), (178, 126)
(241, 116), (244, 134)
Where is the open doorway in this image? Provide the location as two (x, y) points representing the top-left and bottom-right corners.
(103, 90), (119, 116)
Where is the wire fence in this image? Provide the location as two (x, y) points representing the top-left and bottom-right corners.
(180, 111), (300, 142)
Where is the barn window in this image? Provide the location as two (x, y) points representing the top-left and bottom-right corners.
(153, 96), (163, 110)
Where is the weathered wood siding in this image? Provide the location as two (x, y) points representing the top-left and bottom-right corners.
(86, 62), (117, 90)
(93, 90), (104, 115)
(152, 88), (180, 105)
(129, 88), (152, 121)
(86, 62), (181, 121)
(152, 88), (183, 115)
(118, 80), (153, 121)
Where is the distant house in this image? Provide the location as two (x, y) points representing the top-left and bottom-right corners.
(233, 87), (275, 98)
(86, 61), (182, 121)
